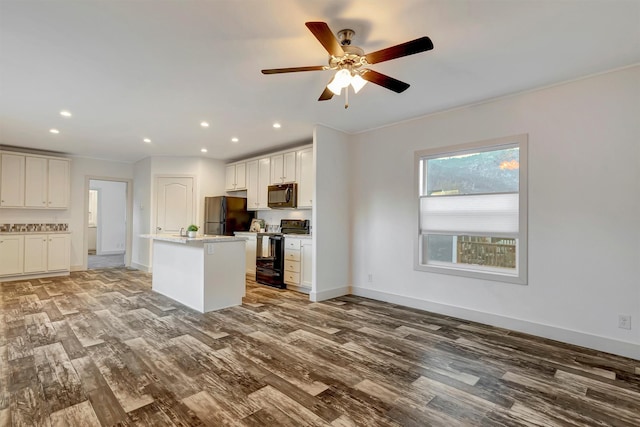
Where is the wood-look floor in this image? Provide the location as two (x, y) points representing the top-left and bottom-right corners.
(1, 268), (639, 426)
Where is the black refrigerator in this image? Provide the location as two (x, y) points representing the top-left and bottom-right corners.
(203, 196), (255, 236)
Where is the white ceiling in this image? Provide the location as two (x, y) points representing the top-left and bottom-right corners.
(1, 0), (639, 163)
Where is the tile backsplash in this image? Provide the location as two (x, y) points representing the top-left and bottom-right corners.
(0, 223), (69, 232)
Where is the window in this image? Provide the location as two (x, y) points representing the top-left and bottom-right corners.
(415, 134), (527, 284)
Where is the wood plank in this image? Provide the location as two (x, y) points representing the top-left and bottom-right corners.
(49, 400), (100, 427)
(70, 356), (127, 426)
(33, 342), (86, 413)
(85, 340), (154, 413)
(2, 269), (640, 426)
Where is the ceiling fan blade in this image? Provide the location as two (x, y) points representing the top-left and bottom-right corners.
(361, 70), (410, 93)
(305, 22), (344, 57)
(318, 86), (334, 101)
(261, 66), (325, 74)
(365, 36), (434, 64)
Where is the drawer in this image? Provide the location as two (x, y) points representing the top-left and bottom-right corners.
(284, 260), (300, 273)
(284, 271), (300, 285)
(284, 249), (300, 261)
(285, 238), (301, 250)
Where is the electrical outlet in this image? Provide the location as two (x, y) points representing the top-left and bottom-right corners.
(618, 315), (631, 330)
(367, 273), (373, 283)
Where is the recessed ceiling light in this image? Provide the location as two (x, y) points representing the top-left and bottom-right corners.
(59, 110), (72, 117)
(273, 123), (281, 129)
(201, 148), (208, 153)
(49, 129), (60, 134)
(231, 137), (239, 143)
(143, 138), (151, 143)
(200, 121), (209, 128)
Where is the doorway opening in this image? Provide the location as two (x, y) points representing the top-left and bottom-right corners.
(87, 179), (127, 269)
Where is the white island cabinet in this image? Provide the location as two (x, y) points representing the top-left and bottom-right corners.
(142, 234), (247, 313)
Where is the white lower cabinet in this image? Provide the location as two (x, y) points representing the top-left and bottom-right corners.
(47, 234), (70, 271)
(0, 235), (25, 276)
(24, 234), (48, 273)
(283, 237), (312, 292)
(235, 232), (257, 276)
(0, 233), (70, 278)
(300, 239), (312, 288)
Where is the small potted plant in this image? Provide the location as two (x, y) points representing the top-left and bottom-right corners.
(187, 224), (198, 238)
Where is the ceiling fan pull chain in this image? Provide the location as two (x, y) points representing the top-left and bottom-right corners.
(345, 86), (349, 109)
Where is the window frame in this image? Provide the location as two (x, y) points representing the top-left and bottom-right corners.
(414, 134), (528, 285)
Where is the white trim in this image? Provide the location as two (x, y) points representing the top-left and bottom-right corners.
(310, 285), (350, 302)
(352, 63), (640, 136)
(130, 262), (151, 273)
(70, 265), (83, 272)
(84, 176), (134, 271)
(351, 286), (640, 360)
(93, 250), (125, 256)
(0, 271), (70, 283)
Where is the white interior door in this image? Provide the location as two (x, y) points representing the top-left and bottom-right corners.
(156, 177), (194, 234)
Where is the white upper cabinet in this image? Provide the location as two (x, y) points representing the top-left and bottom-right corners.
(296, 147), (314, 209)
(225, 165), (237, 191)
(270, 151), (296, 184)
(0, 152), (70, 209)
(0, 153), (25, 207)
(25, 157), (48, 207)
(225, 162), (247, 191)
(47, 159), (70, 208)
(246, 158), (271, 210)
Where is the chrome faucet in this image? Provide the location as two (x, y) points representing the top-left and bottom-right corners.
(179, 227), (185, 237)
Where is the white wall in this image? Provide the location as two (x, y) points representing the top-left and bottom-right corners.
(0, 156), (134, 270)
(131, 156), (226, 271)
(312, 125), (351, 301)
(90, 180), (126, 255)
(348, 66), (640, 358)
(131, 157), (151, 270)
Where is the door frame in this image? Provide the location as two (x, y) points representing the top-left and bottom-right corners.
(83, 176), (133, 270)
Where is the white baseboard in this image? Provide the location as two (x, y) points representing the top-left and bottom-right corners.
(310, 285), (350, 302)
(351, 286), (640, 361)
(96, 250), (125, 256)
(70, 265), (83, 272)
(0, 271), (70, 283)
(130, 262), (151, 273)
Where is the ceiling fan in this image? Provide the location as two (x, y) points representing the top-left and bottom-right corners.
(261, 22), (434, 108)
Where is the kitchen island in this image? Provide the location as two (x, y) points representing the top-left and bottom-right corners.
(141, 234), (247, 313)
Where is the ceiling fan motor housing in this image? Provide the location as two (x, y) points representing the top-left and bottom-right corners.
(329, 44), (367, 73)
(337, 29), (355, 45)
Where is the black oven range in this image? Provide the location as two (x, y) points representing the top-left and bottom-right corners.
(255, 219), (309, 289)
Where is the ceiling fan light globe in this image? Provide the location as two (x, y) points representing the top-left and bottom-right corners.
(327, 79), (343, 95)
(351, 74), (368, 93)
(334, 69), (352, 88)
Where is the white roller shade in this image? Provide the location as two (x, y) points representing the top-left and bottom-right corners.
(420, 193), (519, 234)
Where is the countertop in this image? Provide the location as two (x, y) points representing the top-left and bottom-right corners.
(0, 231), (71, 235)
(141, 233), (248, 244)
(234, 231), (312, 239)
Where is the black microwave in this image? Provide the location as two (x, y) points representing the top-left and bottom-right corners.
(268, 183), (297, 209)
